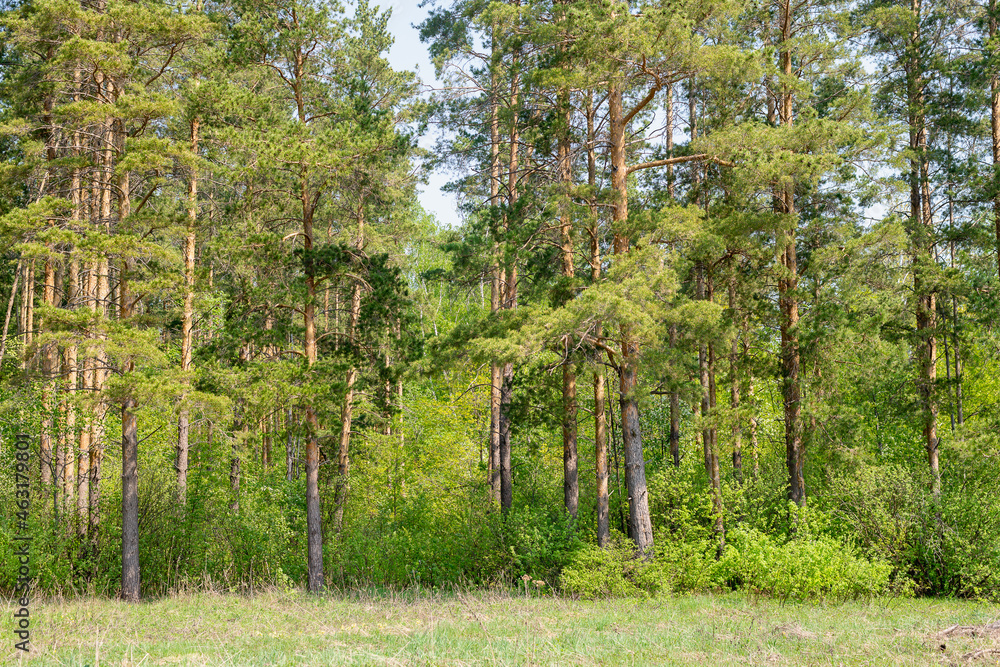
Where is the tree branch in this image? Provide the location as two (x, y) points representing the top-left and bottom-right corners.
(627, 153), (734, 175)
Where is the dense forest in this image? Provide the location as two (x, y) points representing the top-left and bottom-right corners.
(1, 0), (999, 603)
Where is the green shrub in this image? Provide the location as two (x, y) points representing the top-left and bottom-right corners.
(645, 461), (718, 542)
(331, 490), (499, 588)
(717, 527), (895, 601)
(503, 504), (583, 584)
(559, 538), (644, 599)
(827, 459), (1000, 600)
(825, 464), (923, 570)
(560, 535), (724, 599)
(910, 485), (1000, 600)
(636, 539), (722, 594)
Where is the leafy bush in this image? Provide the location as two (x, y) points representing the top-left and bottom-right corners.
(717, 527), (895, 600)
(331, 490), (499, 588)
(502, 504), (583, 584)
(645, 461), (719, 542)
(559, 538), (644, 599)
(825, 463), (923, 571)
(827, 458), (1000, 600)
(560, 534), (722, 599)
(636, 539), (722, 594)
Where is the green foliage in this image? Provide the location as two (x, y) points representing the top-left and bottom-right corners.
(717, 528), (896, 601)
(560, 535), (721, 599)
(646, 457), (718, 541)
(559, 538), (644, 599)
(563, 515), (898, 601)
(331, 491), (499, 588)
(1, 0), (999, 606)
(501, 504), (583, 584)
(828, 457), (1000, 600)
(637, 539), (722, 594)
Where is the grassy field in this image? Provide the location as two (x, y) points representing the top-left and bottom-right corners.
(2, 590), (999, 666)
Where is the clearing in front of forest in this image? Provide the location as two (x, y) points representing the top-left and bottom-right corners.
(2, 590), (998, 665)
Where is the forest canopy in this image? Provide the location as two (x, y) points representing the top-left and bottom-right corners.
(1, 0), (999, 602)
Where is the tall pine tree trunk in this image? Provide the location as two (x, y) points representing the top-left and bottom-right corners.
(729, 276), (743, 481)
(61, 62), (82, 516)
(587, 93), (610, 547)
(499, 356), (514, 514)
(665, 87), (681, 467)
(230, 347), (249, 512)
(77, 262), (94, 537)
(285, 407), (296, 481)
(120, 390), (138, 601)
(120, 256), (140, 602)
(991, 0), (1000, 282)
(669, 325), (681, 468)
(498, 55), (521, 517)
(119, 158), (140, 602)
(89, 104), (114, 537)
(23, 261), (34, 368)
(609, 81), (653, 553)
(749, 379), (760, 477)
(177, 117), (198, 505)
(907, 0), (939, 497)
(302, 166), (324, 592)
(558, 81), (578, 519)
(777, 0), (805, 506)
(562, 340), (578, 518)
(39, 72), (56, 483)
(63, 94), (81, 514)
(40, 257), (56, 487)
(698, 266), (724, 553)
(488, 30), (502, 504)
(952, 297), (963, 425)
(334, 210), (364, 535)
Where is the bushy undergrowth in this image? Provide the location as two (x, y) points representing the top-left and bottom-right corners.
(2, 372), (997, 600)
(828, 456), (1000, 600)
(0, 450), (307, 596)
(501, 504), (583, 584)
(559, 538), (647, 598)
(330, 491), (500, 588)
(559, 529), (894, 601)
(716, 528), (895, 600)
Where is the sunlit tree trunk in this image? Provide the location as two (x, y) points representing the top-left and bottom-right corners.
(63, 90), (81, 513)
(904, 0), (939, 497)
(698, 266), (724, 553)
(118, 147), (140, 601)
(669, 325), (681, 468)
(992, 0), (1000, 282)
(558, 77), (578, 519)
(22, 260), (34, 369)
(609, 80), (653, 553)
(334, 209), (364, 536)
(177, 116), (198, 505)
(729, 277), (742, 481)
(499, 50), (521, 516)
(89, 97), (114, 537)
(586, 93), (610, 547)
(78, 262), (95, 536)
(777, 0), (804, 506)
(488, 28), (502, 504)
(302, 172), (324, 592)
(40, 256), (56, 488)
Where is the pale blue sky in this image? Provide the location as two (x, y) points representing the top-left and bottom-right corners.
(383, 1), (462, 228)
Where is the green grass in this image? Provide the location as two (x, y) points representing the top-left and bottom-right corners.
(2, 590), (998, 666)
